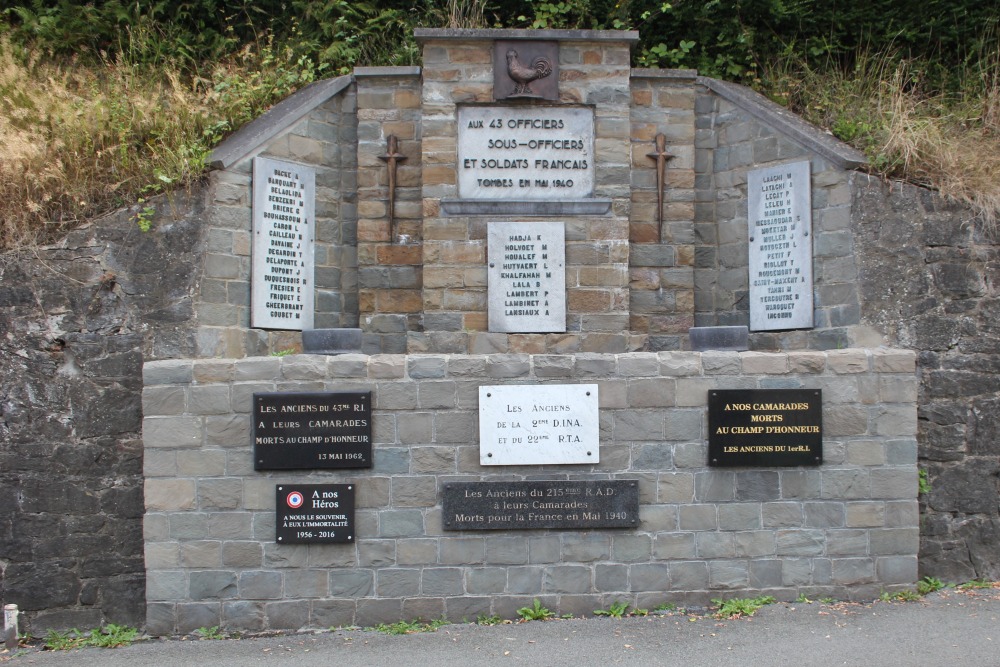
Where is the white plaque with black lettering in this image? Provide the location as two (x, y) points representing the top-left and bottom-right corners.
(479, 384), (598, 465)
(748, 161), (813, 331)
(251, 156), (315, 330)
(488, 221), (565, 332)
(458, 106), (594, 200)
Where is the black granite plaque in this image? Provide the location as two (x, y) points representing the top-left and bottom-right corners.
(253, 392), (371, 470)
(275, 484), (354, 544)
(442, 480), (639, 530)
(708, 389), (822, 467)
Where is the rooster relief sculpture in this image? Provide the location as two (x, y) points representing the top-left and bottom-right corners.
(505, 49), (553, 97)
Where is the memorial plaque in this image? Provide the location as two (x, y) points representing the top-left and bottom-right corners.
(442, 480), (638, 530)
(458, 106), (594, 200)
(275, 484), (354, 544)
(253, 392), (372, 470)
(488, 221), (566, 333)
(251, 156), (315, 330)
(479, 383), (597, 465)
(747, 160), (813, 331)
(708, 389), (822, 467)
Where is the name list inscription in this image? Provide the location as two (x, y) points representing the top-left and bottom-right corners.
(479, 383), (598, 465)
(458, 106), (594, 200)
(442, 480), (638, 530)
(253, 392), (372, 470)
(488, 221), (566, 332)
(708, 389), (822, 467)
(251, 156), (315, 330)
(275, 484), (354, 544)
(747, 161), (813, 331)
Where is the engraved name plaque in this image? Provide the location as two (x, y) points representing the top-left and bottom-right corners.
(748, 160), (813, 331)
(488, 221), (566, 333)
(442, 480), (639, 530)
(251, 156), (315, 330)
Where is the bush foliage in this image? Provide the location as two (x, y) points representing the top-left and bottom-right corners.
(0, 0), (997, 248)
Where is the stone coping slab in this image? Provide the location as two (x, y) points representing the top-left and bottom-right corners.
(440, 198), (612, 217)
(698, 76), (867, 170)
(209, 75), (353, 170)
(414, 28), (639, 43)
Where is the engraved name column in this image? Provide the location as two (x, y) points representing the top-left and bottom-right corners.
(747, 160), (813, 330)
(488, 221), (566, 332)
(251, 156), (316, 330)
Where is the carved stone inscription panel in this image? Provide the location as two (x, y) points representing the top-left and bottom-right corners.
(458, 106), (594, 200)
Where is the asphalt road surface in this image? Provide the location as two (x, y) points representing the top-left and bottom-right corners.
(4, 587), (1000, 667)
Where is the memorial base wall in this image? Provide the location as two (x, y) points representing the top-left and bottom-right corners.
(142, 349), (918, 634)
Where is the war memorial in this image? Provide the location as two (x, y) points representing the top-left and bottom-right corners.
(2, 28), (997, 635)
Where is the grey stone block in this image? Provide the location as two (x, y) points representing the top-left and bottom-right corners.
(562, 534), (611, 562)
(653, 533), (696, 559)
(780, 471), (821, 499)
(439, 537), (485, 565)
(239, 571), (282, 599)
(467, 567), (507, 595)
(300, 329), (362, 355)
(408, 356), (448, 379)
(826, 529), (869, 556)
(803, 501), (845, 528)
(508, 566), (543, 594)
(376, 569), (420, 597)
(379, 509), (425, 537)
(775, 529), (825, 556)
(749, 559), (783, 589)
(422, 568), (465, 596)
(176, 602), (221, 635)
(329, 570), (374, 597)
(719, 503), (762, 530)
(633, 443), (673, 470)
(831, 558), (875, 585)
(284, 570), (328, 598)
(311, 599), (356, 628)
(709, 560), (748, 588)
(190, 570), (237, 600)
(876, 555), (918, 584)
(869, 528), (919, 555)
(485, 536), (528, 565)
(695, 471), (735, 501)
(679, 504), (717, 530)
(444, 596), (493, 622)
(735, 530), (775, 557)
(612, 535), (652, 562)
(544, 565), (593, 594)
(355, 599), (403, 627)
(736, 471), (780, 501)
(571, 558), (625, 601)
(265, 601), (310, 630)
(630, 563), (670, 591)
(689, 326), (748, 351)
(614, 410), (664, 441)
(697, 532), (736, 558)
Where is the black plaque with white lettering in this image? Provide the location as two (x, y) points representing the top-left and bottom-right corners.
(253, 392), (371, 470)
(442, 480), (639, 530)
(275, 484), (354, 544)
(708, 389), (822, 467)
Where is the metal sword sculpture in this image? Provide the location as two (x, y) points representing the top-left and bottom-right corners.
(646, 133), (673, 243)
(378, 135), (407, 243)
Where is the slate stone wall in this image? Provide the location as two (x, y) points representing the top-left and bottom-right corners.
(852, 179), (1000, 581)
(142, 349), (917, 635)
(0, 193), (205, 632)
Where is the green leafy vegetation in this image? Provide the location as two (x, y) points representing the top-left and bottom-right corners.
(959, 579), (994, 590)
(0, 0), (997, 249)
(918, 469), (932, 495)
(593, 600), (630, 618)
(194, 626), (225, 640)
(517, 599), (554, 621)
(476, 613), (503, 625)
(372, 618), (449, 635)
(711, 595), (776, 619)
(917, 576), (949, 595)
(43, 624), (140, 650)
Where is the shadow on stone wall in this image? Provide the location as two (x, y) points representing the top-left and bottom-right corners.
(853, 177), (1000, 581)
(0, 191), (205, 632)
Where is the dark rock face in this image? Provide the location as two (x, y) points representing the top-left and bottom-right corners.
(854, 179), (1000, 580)
(0, 193), (203, 633)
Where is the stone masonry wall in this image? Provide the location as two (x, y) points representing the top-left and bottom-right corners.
(628, 70), (697, 351)
(852, 179), (1000, 581)
(0, 192), (205, 633)
(693, 82), (868, 350)
(142, 349), (917, 634)
(198, 84), (359, 358)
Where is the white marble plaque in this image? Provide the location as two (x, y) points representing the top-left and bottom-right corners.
(458, 106), (594, 200)
(748, 161), (813, 331)
(479, 384), (599, 466)
(488, 221), (565, 332)
(251, 157), (315, 330)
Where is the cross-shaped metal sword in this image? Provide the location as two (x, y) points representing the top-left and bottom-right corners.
(378, 135), (407, 243)
(646, 133), (674, 243)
